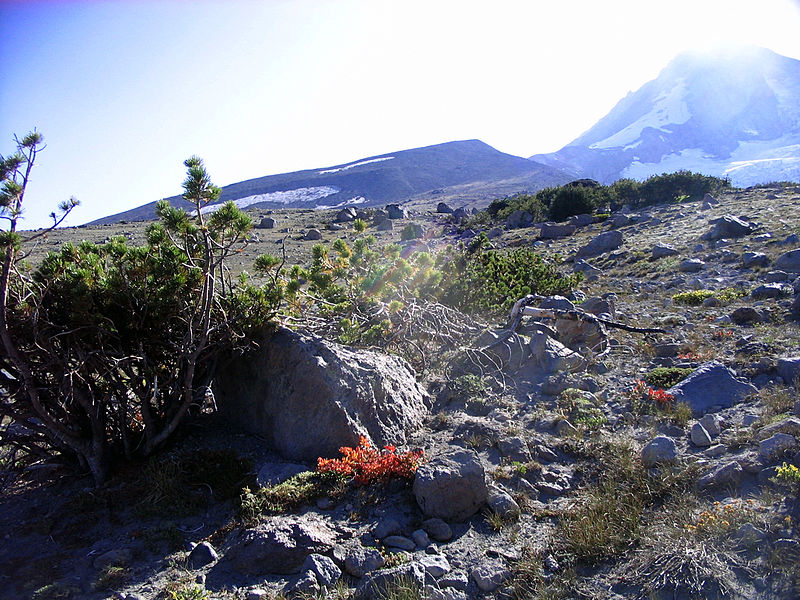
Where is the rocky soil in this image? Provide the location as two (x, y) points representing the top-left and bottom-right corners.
(2, 184), (800, 600)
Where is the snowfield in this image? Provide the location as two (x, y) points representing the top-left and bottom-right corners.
(199, 186), (339, 214)
(319, 157), (395, 174)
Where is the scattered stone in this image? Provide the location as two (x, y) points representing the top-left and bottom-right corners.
(679, 258), (705, 272)
(304, 228), (322, 241)
(257, 217), (276, 229)
(354, 563), (426, 600)
(412, 529), (430, 548)
(418, 554), (452, 577)
(758, 433), (798, 463)
(422, 518), (453, 542)
(666, 361), (757, 416)
(343, 545), (385, 577)
(576, 230), (623, 258)
(701, 215), (756, 241)
(302, 553), (341, 587)
(216, 326), (429, 462)
(386, 204), (407, 219)
(641, 436), (678, 468)
(774, 248), (800, 273)
(751, 283), (789, 299)
(742, 251), (769, 268)
(187, 541), (218, 569)
(539, 223), (576, 239)
(690, 423), (713, 447)
(699, 414), (721, 437)
(486, 485), (521, 519)
(384, 535), (416, 552)
(471, 563), (511, 593)
(414, 449), (488, 522)
(731, 306), (763, 325)
(777, 356), (800, 386)
(652, 243), (679, 259)
(226, 516), (336, 575)
(284, 570), (320, 598)
(698, 461), (743, 490)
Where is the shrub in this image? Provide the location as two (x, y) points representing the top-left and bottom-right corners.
(547, 185), (600, 221)
(0, 140), (283, 484)
(317, 436), (424, 485)
(672, 290), (716, 305)
(644, 367), (693, 389)
(400, 223), (424, 241)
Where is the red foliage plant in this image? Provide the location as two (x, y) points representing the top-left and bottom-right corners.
(317, 436), (424, 485)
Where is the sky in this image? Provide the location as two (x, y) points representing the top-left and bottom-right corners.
(2, 0), (800, 229)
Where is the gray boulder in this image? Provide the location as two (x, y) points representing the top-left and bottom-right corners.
(436, 202), (453, 214)
(343, 545), (385, 577)
(376, 218), (394, 231)
(690, 423), (713, 447)
(751, 283), (790, 299)
(775, 248), (800, 273)
(529, 331), (585, 373)
(486, 485), (521, 519)
(731, 306), (763, 324)
(742, 251), (769, 268)
(302, 553), (341, 587)
(414, 449), (487, 522)
(257, 217), (276, 229)
(698, 461), (743, 490)
(335, 208), (357, 222)
(422, 518), (453, 542)
(666, 361), (757, 416)
(576, 230), (623, 258)
(304, 229), (323, 241)
(539, 223), (576, 239)
(226, 516), (336, 575)
(452, 207), (469, 222)
(568, 213), (594, 227)
(216, 327), (429, 461)
(701, 215), (756, 241)
(505, 209), (534, 229)
(187, 541), (218, 569)
(652, 243), (678, 259)
(679, 258), (705, 273)
(386, 204), (407, 219)
(641, 436), (678, 468)
(573, 259), (602, 278)
(759, 433), (798, 463)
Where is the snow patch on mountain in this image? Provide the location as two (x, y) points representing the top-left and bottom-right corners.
(319, 157), (394, 174)
(316, 197), (368, 210)
(589, 78), (691, 150)
(200, 186), (339, 214)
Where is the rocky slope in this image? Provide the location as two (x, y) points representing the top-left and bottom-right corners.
(2, 184), (800, 600)
(531, 46), (800, 186)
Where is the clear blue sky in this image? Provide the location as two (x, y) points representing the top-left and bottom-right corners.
(2, 0), (800, 229)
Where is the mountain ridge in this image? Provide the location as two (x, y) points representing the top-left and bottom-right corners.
(90, 139), (570, 225)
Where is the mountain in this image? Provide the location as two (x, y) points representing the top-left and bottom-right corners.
(91, 140), (570, 224)
(530, 46), (800, 186)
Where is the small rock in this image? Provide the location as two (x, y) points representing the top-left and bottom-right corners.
(698, 461), (743, 490)
(284, 571), (320, 598)
(471, 563), (511, 593)
(486, 485), (521, 519)
(187, 541), (218, 569)
(751, 283), (789, 300)
(418, 554), (452, 577)
(734, 523), (768, 548)
(641, 436), (678, 468)
(774, 248), (800, 273)
(576, 230), (623, 258)
(354, 563), (426, 600)
(422, 518), (453, 542)
(690, 423), (713, 447)
(373, 518), (402, 540)
(703, 444), (727, 458)
(302, 553), (341, 587)
(412, 529), (430, 548)
(384, 535), (416, 552)
(777, 356), (800, 386)
(652, 243), (678, 259)
(759, 433), (798, 463)
(679, 258), (705, 273)
(304, 228), (323, 241)
(414, 450), (488, 522)
(699, 414), (721, 437)
(343, 545), (385, 577)
(741, 252), (769, 268)
(701, 215), (756, 241)
(731, 306), (763, 324)
(497, 436), (532, 462)
(439, 570), (470, 590)
(765, 270), (789, 283)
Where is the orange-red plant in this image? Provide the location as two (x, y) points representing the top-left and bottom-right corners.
(317, 436), (424, 485)
(647, 387), (674, 405)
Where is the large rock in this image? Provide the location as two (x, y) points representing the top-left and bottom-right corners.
(539, 223), (576, 239)
(215, 327), (429, 461)
(701, 215), (756, 241)
(529, 331), (585, 373)
(436, 202), (453, 214)
(256, 217), (276, 229)
(226, 516), (336, 575)
(775, 248), (800, 273)
(335, 208), (357, 222)
(666, 361), (757, 416)
(386, 204), (407, 219)
(652, 243), (678, 259)
(575, 230), (623, 258)
(505, 210), (534, 229)
(413, 449), (487, 522)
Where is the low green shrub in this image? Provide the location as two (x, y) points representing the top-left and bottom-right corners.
(644, 367), (693, 389)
